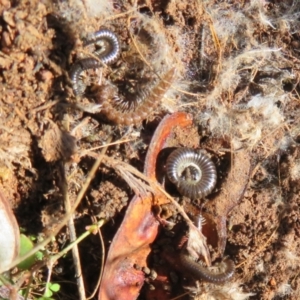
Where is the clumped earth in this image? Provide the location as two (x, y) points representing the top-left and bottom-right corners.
(1, 0), (300, 299)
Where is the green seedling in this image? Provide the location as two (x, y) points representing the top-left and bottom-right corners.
(17, 234), (44, 270)
(41, 282), (60, 299)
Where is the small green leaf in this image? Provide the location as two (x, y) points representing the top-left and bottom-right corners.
(17, 234), (44, 270)
(49, 283), (60, 292)
(17, 234), (34, 270)
(44, 287), (53, 297)
(35, 251), (44, 261)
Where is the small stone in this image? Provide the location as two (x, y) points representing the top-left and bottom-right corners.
(163, 284), (171, 291)
(142, 266), (151, 275)
(269, 277), (276, 287)
(149, 269), (157, 280)
(1, 31), (11, 48)
(133, 263), (141, 270)
(3, 11), (15, 27)
(38, 70), (53, 82)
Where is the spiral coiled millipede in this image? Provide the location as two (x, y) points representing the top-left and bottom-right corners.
(166, 148), (217, 199)
(82, 29), (120, 65)
(69, 29), (120, 96)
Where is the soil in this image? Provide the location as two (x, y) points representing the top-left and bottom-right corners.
(1, 0), (300, 299)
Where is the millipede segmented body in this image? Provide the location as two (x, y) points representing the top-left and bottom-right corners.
(82, 29), (120, 65)
(166, 148), (217, 199)
(69, 58), (102, 96)
(193, 214), (206, 231)
(70, 29), (120, 96)
(180, 252), (235, 284)
(95, 68), (175, 126)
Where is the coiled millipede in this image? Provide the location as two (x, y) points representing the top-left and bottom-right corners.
(166, 148), (217, 199)
(69, 28), (120, 96)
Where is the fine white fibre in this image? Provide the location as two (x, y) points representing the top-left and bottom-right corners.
(290, 159), (300, 181)
(188, 282), (255, 300)
(275, 283), (293, 298)
(84, 0), (114, 18)
(198, 46), (292, 149)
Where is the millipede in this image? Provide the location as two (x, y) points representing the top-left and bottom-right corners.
(94, 68), (175, 126)
(166, 148), (217, 199)
(180, 252), (235, 284)
(69, 28), (120, 96)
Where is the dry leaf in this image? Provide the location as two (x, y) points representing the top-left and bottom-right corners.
(99, 112), (193, 300)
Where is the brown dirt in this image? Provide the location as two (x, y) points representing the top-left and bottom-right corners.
(1, 0), (300, 299)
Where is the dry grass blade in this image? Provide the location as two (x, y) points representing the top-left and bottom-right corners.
(102, 155), (155, 195)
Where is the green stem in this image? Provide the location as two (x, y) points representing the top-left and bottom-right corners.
(50, 219), (105, 263)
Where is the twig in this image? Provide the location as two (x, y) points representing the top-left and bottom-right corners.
(170, 291), (191, 300)
(102, 155), (198, 227)
(59, 163), (86, 300)
(86, 216), (105, 300)
(43, 263), (54, 298)
(32, 100), (59, 112)
(80, 138), (133, 157)
(49, 219), (105, 263)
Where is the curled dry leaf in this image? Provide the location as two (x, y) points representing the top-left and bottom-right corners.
(99, 112), (193, 300)
(205, 149), (252, 256)
(0, 189), (20, 273)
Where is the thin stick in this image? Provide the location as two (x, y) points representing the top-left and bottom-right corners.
(101, 156), (192, 222)
(60, 163), (86, 300)
(32, 100), (60, 112)
(170, 291), (191, 300)
(127, 16), (152, 71)
(43, 263), (54, 298)
(80, 138), (133, 157)
(50, 219), (105, 263)
(86, 216), (105, 300)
